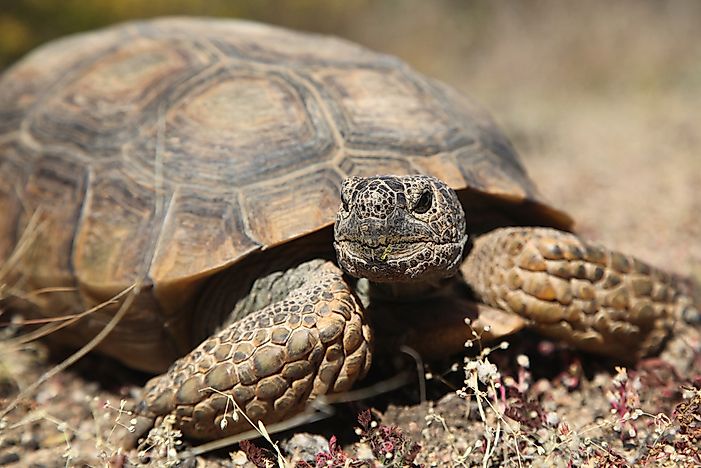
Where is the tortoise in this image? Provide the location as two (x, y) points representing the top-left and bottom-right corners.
(0, 18), (692, 445)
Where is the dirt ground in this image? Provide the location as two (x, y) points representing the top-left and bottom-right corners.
(1, 2), (700, 467)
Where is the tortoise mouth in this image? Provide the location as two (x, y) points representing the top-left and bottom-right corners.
(334, 238), (466, 283)
(334, 239), (428, 263)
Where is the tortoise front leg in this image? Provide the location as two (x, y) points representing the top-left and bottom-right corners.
(125, 260), (371, 445)
(462, 227), (693, 360)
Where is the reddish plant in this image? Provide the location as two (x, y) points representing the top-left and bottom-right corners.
(240, 440), (277, 468)
(356, 410), (423, 467)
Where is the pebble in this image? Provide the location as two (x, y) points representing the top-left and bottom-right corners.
(0, 452), (20, 464)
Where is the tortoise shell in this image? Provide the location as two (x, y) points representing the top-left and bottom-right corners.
(0, 18), (571, 371)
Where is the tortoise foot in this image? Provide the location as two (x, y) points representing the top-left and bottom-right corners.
(463, 227), (693, 360)
(124, 260), (371, 446)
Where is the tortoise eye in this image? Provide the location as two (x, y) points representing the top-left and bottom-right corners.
(413, 190), (432, 214)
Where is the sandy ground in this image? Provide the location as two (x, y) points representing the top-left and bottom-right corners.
(1, 2), (699, 467)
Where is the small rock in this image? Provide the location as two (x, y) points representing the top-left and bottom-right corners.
(230, 450), (252, 466)
(0, 452), (20, 464)
(355, 442), (374, 460)
(281, 433), (329, 463)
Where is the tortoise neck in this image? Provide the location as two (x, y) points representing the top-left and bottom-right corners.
(191, 229), (335, 346)
(354, 276), (455, 305)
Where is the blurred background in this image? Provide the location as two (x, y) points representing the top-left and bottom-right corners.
(1, 0), (699, 275)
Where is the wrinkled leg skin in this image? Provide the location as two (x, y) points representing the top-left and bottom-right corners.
(463, 227), (694, 361)
(125, 260), (371, 445)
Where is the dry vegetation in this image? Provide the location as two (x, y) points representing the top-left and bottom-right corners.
(1, 1), (700, 467)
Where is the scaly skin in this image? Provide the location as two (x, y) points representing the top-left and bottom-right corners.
(127, 260), (371, 444)
(462, 227), (686, 360)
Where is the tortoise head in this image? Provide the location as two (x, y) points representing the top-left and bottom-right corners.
(334, 175), (467, 283)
